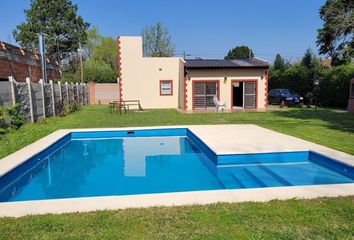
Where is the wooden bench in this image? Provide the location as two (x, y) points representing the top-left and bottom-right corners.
(122, 100), (143, 111)
(109, 101), (127, 114)
(109, 100), (143, 114)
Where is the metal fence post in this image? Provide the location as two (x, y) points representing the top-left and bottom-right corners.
(50, 80), (56, 116)
(39, 79), (46, 119)
(8, 76), (16, 106)
(26, 78), (34, 123)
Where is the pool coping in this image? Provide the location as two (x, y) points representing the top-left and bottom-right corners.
(0, 125), (353, 217)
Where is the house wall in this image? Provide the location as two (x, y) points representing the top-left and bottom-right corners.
(186, 68), (268, 111)
(119, 36), (184, 109)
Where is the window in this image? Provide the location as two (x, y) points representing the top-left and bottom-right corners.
(351, 84), (354, 99)
(193, 81), (218, 109)
(160, 80), (173, 96)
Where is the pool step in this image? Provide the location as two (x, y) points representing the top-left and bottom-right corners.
(218, 174), (243, 189)
(230, 165), (294, 188)
(231, 168), (264, 188)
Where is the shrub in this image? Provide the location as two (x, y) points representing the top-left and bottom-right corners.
(57, 101), (82, 116)
(318, 64), (354, 108)
(0, 105), (24, 134)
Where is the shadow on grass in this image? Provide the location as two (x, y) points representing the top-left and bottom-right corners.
(272, 108), (354, 134)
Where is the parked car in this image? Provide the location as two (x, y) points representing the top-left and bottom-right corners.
(268, 89), (303, 106)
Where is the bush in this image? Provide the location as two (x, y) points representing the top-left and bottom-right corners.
(57, 101), (82, 116)
(318, 64), (354, 108)
(0, 105), (24, 134)
(269, 63), (354, 108)
(83, 60), (117, 83)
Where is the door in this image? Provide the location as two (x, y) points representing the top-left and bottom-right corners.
(232, 82), (243, 107)
(193, 81), (218, 109)
(232, 81), (256, 109)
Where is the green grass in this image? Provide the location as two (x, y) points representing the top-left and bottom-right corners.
(0, 105), (353, 239)
(1, 105), (354, 158)
(0, 197), (353, 239)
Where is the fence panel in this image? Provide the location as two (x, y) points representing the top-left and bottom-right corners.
(54, 84), (61, 114)
(15, 83), (31, 121)
(44, 83), (53, 116)
(0, 82), (12, 106)
(0, 78), (88, 122)
(31, 83), (44, 121)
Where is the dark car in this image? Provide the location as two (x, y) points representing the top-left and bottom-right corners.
(268, 89), (303, 106)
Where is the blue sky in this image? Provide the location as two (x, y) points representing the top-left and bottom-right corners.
(0, 0), (325, 62)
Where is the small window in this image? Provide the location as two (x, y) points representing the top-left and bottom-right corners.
(351, 84), (354, 99)
(160, 80), (173, 96)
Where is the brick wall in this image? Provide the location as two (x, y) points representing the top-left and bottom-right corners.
(0, 41), (60, 82)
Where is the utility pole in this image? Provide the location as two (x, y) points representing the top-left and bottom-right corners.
(78, 42), (84, 83)
(183, 51), (191, 60)
(39, 33), (47, 83)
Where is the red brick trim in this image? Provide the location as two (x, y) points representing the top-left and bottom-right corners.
(184, 76), (188, 110)
(230, 79), (258, 110)
(160, 80), (173, 96)
(265, 68), (269, 110)
(117, 36), (123, 101)
(191, 80), (220, 110)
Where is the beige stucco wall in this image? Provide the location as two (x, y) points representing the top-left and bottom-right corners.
(186, 69), (267, 110)
(119, 36), (184, 109)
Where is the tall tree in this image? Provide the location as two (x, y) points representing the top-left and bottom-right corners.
(13, 0), (90, 63)
(225, 46), (254, 59)
(273, 54), (288, 70)
(141, 22), (175, 57)
(317, 0), (354, 65)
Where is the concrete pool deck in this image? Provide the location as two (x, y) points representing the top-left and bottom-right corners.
(0, 124), (353, 217)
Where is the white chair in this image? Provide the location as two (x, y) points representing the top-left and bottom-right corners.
(213, 96), (226, 112)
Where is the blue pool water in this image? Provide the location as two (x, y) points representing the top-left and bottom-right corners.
(0, 129), (353, 202)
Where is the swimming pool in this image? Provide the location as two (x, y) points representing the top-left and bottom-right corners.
(0, 128), (353, 203)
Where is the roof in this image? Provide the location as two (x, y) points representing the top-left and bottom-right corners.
(186, 58), (269, 69)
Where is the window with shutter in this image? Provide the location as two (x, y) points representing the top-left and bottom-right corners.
(244, 82), (256, 109)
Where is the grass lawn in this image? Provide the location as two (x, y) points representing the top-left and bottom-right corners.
(0, 197), (353, 239)
(1, 105), (354, 158)
(0, 105), (353, 239)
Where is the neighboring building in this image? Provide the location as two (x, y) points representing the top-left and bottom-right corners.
(0, 41), (60, 82)
(348, 78), (354, 113)
(118, 36), (269, 111)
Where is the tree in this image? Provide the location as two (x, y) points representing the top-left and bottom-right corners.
(225, 46), (254, 59)
(13, 0), (89, 63)
(301, 48), (318, 69)
(82, 27), (117, 83)
(86, 27), (117, 70)
(141, 22), (175, 57)
(274, 54), (288, 70)
(317, 0), (354, 65)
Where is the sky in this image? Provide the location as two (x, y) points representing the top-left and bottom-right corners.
(0, 0), (326, 62)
